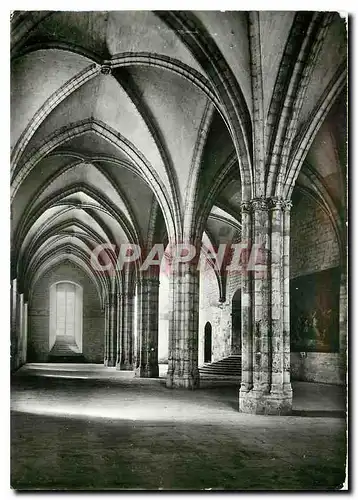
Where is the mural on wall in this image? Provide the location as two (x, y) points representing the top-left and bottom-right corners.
(290, 266), (340, 352)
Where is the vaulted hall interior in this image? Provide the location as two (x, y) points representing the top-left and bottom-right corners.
(10, 10), (347, 490)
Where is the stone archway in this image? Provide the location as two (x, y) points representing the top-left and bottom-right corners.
(49, 281), (83, 359)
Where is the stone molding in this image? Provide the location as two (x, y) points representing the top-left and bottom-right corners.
(100, 64), (112, 75)
(241, 197), (292, 213)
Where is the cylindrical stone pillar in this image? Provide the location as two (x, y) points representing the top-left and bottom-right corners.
(11, 279), (17, 371)
(252, 198), (270, 394)
(282, 201), (293, 394)
(166, 262), (200, 389)
(115, 293), (121, 367)
(135, 275), (160, 378)
(23, 302), (28, 364)
(104, 294), (117, 367)
(19, 294), (24, 368)
(119, 292), (135, 370)
(239, 201), (253, 394)
(339, 270), (347, 384)
(339, 271), (347, 353)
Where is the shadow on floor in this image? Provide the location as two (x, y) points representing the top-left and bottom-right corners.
(11, 410), (346, 491)
(291, 410), (346, 419)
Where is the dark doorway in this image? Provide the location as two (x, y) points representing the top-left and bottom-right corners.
(232, 288), (241, 354)
(204, 322), (212, 363)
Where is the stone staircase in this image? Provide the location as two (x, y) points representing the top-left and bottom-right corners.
(48, 335), (85, 363)
(199, 355), (242, 379)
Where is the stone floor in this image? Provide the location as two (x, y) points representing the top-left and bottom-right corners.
(11, 364), (347, 490)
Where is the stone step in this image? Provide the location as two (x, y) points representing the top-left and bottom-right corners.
(199, 355), (242, 378)
(48, 354), (86, 363)
(50, 336), (81, 357)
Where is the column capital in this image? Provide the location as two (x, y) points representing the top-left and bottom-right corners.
(268, 197), (285, 211)
(251, 197), (270, 211)
(241, 200), (252, 213)
(242, 197), (292, 212)
(281, 200), (293, 212)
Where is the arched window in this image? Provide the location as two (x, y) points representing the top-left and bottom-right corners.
(49, 282), (83, 356)
(204, 322), (212, 363)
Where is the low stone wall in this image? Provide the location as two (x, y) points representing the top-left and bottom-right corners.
(290, 352), (346, 385)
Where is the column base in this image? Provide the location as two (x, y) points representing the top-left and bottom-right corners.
(104, 359), (116, 367)
(135, 364), (159, 378)
(239, 386), (293, 415)
(166, 368), (200, 389)
(117, 362), (133, 371)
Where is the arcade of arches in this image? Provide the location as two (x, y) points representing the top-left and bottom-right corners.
(11, 10), (347, 421)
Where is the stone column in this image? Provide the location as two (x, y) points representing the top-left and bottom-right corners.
(11, 279), (17, 371)
(339, 271), (347, 353)
(18, 294), (24, 367)
(135, 274), (160, 378)
(282, 201), (292, 392)
(103, 301), (108, 365)
(339, 270), (347, 383)
(11, 279), (22, 370)
(252, 198), (271, 394)
(239, 202), (253, 393)
(104, 293), (117, 367)
(118, 292), (135, 370)
(220, 301), (232, 358)
(239, 198), (293, 415)
(135, 284), (141, 373)
(23, 302), (28, 364)
(115, 293), (121, 367)
(166, 262), (200, 389)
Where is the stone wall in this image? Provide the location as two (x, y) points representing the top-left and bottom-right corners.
(290, 194), (340, 278)
(290, 192), (345, 385)
(290, 352), (346, 385)
(28, 261), (104, 363)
